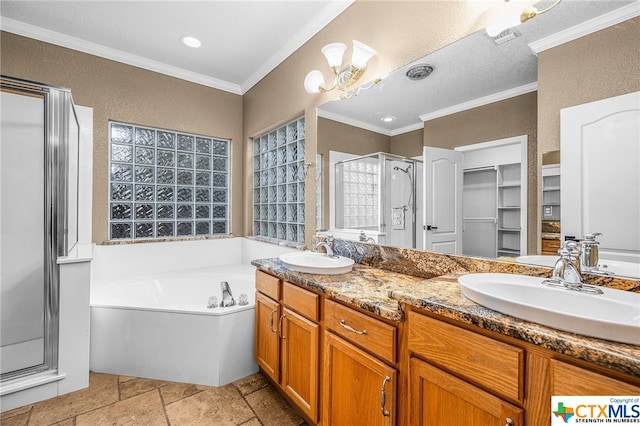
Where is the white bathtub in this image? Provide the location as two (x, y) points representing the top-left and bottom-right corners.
(90, 238), (296, 387)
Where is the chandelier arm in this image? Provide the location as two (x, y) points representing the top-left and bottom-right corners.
(535, 0), (563, 15)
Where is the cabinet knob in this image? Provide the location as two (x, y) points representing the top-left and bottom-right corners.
(505, 418), (514, 426)
(380, 376), (391, 417)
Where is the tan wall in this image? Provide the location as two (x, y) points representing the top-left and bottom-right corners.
(390, 129), (424, 158)
(537, 17), (640, 156)
(536, 18), (640, 252)
(243, 1), (495, 245)
(423, 92), (538, 254)
(317, 117), (390, 229)
(0, 32), (243, 244)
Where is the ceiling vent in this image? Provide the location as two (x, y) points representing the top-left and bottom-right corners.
(489, 28), (520, 45)
(406, 64), (434, 81)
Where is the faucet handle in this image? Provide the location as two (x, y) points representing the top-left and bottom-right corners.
(582, 232), (602, 243)
(559, 240), (581, 258)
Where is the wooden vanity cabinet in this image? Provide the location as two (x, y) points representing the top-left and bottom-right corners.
(254, 271), (320, 423)
(410, 357), (523, 426)
(408, 310), (524, 426)
(322, 299), (398, 426)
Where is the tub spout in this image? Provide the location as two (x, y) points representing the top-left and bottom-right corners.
(220, 281), (236, 307)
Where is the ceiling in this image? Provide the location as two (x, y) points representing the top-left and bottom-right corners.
(0, 0), (354, 94)
(318, 0), (639, 136)
(1, 0), (637, 129)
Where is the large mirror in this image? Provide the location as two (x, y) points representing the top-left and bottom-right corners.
(315, 0), (639, 278)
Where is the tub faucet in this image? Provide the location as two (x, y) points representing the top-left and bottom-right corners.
(314, 235), (337, 258)
(220, 281), (236, 307)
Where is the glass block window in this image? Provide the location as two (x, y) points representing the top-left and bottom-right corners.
(253, 117), (305, 244)
(108, 122), (230, 240)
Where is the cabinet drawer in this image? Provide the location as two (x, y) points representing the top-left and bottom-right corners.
(256, 270), (280, 301)
(324, 299), (396, 364)
(283, 281), (319, 321)
(408, 311), (524, 403)
(550, 360), (640, 395)
(541, 238), (561, 254)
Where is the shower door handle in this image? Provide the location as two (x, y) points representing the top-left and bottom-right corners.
(426, 225), (438, 231)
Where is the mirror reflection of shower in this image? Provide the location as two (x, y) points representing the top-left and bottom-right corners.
(329, 151), (423, 249)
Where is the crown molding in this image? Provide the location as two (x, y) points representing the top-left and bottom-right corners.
(0, 16), (243, 95)
(241, 1), (355, 93)
(389, 122), (424, 137)
(419, 82), (538, 122)
(529, 1), (640, 53)
(317, 109), (392, 136)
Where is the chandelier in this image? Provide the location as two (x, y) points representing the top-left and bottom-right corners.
(304, 40), (377, 96)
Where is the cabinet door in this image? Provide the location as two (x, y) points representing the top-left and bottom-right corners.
(323, 331), (396, 426)
(281, 308), (319, 422)
(255, 291), (280, 382)
(410, 357), (523, 426)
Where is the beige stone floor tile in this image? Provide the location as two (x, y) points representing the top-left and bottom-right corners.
(75, 389), (167, 426)
(28, 372), (119, 426)
(119, 377), (168, 400)
(118, 375), (137, 383)
(244, 386), (303, 426)
(49, 419), (75, 426)
(159, 381), (204, 405)
(1, 404), (32, 422)
(0, 411), (30, 426)
(165, 384), (254, 426)
(233, 373), (268, 396)
(238, 418), (262, 426)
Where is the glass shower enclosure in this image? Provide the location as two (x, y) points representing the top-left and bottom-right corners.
(1, 76), (79, 383)
(333, 152), (420, 248)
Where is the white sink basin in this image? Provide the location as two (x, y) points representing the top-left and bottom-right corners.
(458, 273), (640, 345)
(516, 255), (640, 279)
(279, 251), (354, 275)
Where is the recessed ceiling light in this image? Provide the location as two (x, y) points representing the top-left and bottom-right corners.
(381, 116), (396, 123)
(180, 36), (201, 48)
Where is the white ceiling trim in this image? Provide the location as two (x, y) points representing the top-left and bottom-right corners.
(317, 109), (392, 137)
(529, 1), (640, 53)
(0, 17), (243, 94)
(419, 82), (538, 123)
(241, 1), (355, 93)
(389, 122), (424, 137)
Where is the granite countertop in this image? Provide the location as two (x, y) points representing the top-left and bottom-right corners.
(252, 258), (640, 378)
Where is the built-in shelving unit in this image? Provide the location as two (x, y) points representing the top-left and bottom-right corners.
(497, 163), (522, 257)
(462, 162), (524, 258)
(542, 164), (561, 221)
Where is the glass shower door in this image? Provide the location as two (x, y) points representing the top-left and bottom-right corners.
(0, 89), (47, 377)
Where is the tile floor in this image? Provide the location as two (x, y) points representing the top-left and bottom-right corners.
(1, 371), (309, 426)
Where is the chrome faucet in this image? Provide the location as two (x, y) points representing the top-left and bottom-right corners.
(359, 231), (375, 243)
(552, 241), (583, 284)
(543, 240), (603, 294)
(314, 235), (337, 257)
(580, 233), (602, 271)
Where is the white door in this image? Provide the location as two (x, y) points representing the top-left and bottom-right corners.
(561, 91), (640, 263)
(423, 146), (463, 253)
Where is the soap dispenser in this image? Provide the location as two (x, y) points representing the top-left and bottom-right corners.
(581, 233), (602, 271)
